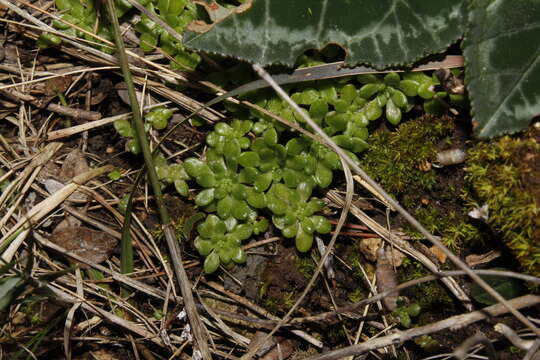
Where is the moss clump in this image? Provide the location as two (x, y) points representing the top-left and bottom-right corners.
(295, 256), (316, 279)
(361, 115), (454, 206)
(411, 207), (483, 250)
(465, 130), (540, 276)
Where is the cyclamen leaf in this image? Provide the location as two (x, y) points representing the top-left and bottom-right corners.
(463, 0), (540, 138)
(184, 0), (466, 68)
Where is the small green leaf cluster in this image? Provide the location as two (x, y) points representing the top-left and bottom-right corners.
(194, 215), (254, 274)
(49, 0), (201, 69)
(392, 301), (421, 328)
(154, 152), (190, 197)
(113, 106), (174, 154)
(49, 0), (117, 52)
(134, 0), (201, 70)
(173, 116), (345, 273)
(355, 71), (466, 121)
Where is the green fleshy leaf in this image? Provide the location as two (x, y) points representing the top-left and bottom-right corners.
(301, 88), (320, 105)
(184, 158), (207, 177)
(218, 245), (236, 264)
(282, 168), (302, 188)
(195, 188), (215, 206)
(126, 139), (141, 154)
(231, 223), (253, 241)
(174, 179), (189, 197)
(389, 88), (408, 108)
(238, 151), (261, 168)
(232, 247), (247, 264)
(239, 167), (260, 183)
(254, 171), (273, 192)
(309, 99), (329, 119)
(231, 183), (248, 200)
(254, 218), (269, 234)
(303, 198), (326, 217)
(386, 98), (402, 125)
(301, 217), (314, 234)
(217, 195), (234, 219)
(263, 128), (278, 146)
(365, 100), (383, 121)
(114, 119), (134, 137)
(231, 199), (251, 220)
(194, 237), (214, 256)
(384, 72), (401, 87)
(283, 222), (298, 238)
(295, 227), (313, 252)
(246, 188), (267, 209)
(204, 251), (220, 274)
(340, 84), (357, 103)
(398, 79), (420, 97)
(314, 163), (332, 188)
(311, 215), (332, 234)
(267, 194), (287, 215)
(297, 181), (313, 203)
(418, 82), (435, 99)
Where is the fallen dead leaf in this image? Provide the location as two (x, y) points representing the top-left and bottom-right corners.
(39, 148), (90, 202)
(50, 227), (117, 267)
(43, 75), (72, 96)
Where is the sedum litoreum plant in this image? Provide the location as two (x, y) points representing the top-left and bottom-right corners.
(113, 63), (467, 273)
(47, 0), (201, 69)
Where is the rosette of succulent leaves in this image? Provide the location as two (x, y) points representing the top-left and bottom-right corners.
(113, 69), (465, 274)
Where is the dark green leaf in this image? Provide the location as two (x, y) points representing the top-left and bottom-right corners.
(0, 277), (24, 311)
(185, 0), (466, 68)
(470, 270), (525, 305)
(463, 0), (540, 137)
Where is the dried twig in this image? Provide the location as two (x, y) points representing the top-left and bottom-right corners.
(305, 295), (540, 360)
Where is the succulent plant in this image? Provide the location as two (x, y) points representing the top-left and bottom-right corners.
(183, 151), (260, 222)
(154, 153), (190, 197)
(110, 65), (468, 274)
(194, 215), (251, 273)
(267, 182), (331, 252)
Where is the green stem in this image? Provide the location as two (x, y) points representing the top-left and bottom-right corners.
(103, 0), (169, 226)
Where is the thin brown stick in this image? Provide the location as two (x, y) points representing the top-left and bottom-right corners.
(305, 295), (540, 360)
